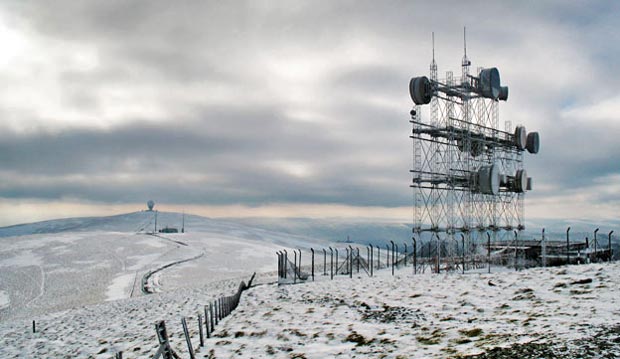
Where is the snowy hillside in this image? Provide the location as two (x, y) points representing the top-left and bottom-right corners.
(0, 212), (328, 322)
(1, 212), (619, 358)
(0, 211), (317, 239)
(2, 262), (620, 358)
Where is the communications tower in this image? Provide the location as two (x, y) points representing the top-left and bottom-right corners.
(409, 31), (540, 268)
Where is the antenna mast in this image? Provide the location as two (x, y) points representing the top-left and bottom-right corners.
(409, 30), (540, 273)
(430, 32), (438, 80)
(462, 26), (471, 69)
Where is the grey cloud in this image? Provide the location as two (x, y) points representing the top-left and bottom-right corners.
(1, 1), (620, 215)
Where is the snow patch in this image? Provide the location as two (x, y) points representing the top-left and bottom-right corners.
(0, 250), (42, 267)
(126, 253), (160, 271)
(105, 273), (135, 301)
(0, 290), (9, 310)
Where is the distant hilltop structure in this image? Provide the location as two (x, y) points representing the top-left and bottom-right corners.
(147, 200), (155, 211)
(159, 226), (178, 233)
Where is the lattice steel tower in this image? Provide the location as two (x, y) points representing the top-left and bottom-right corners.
(410, 31), (540, 262)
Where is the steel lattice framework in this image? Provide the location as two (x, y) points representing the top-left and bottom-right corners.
(409, 34), (539, 264)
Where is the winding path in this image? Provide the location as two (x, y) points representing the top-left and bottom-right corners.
(140, 251), (205, 294)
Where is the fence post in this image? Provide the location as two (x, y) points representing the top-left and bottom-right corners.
(323, 248), (327, 276)
(566, 227), (571, 265)
(461, 233), (465, 274)
(370, 245), (374, 276)
(277, 251), (281, 279)
(298, 249), (302, 279)
(348, 246), (352, 276)
(280, 251), (284, 278)
(404, 243), (408, 267)
(412, 236), (417, 274)
(284, 250), (288, 279)
(214, 300), (219, 325)
(329, 247), (334, 280)
(435, 234), (441, 274)
(395, 243), (399, 269)
(181, 317), (196, 359)
(390, 241), (395, 276)
(198, 315), (204, 347)
(155, 320), (174, 359)
(346, 247), (352, 278)
(356, 248), (360, 273)
(487, 232), (491, 274)
(210, 302), (215, 331)
(610, 231), (615, 262)
(335, 248), (339, 276)
(311, 248), (315, 281)
(204, 306), (211, 339)
(376, 245), (380, 270)
(293, 251), (298, 284)
(594, 228), (600, 263)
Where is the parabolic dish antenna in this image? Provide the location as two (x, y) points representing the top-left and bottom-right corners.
(515, 169), (528, 193)
(526, 132), (540, 154)
(478, 163), (500, 195)
(478, 67), (501, 100)
(147, 200), (155, 211)
(409, 76), (432, 105)
(514, 126), (527, 150)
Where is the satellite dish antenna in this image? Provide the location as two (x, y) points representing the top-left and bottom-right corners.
(147, 200), (155, 211)
(526, 132), (540, 154)
(409, 76), (433, 105)
(478, 163), (500, 195)
(478, 68), (501, 100)
(514, 169), (527, 193)
(514, 126), (527, 150)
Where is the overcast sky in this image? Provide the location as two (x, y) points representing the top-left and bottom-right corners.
(0, 1), (619, 226)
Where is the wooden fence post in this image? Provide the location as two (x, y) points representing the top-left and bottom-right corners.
(181, 317), (196, 359)
(209, 303), (215, 332)
(154, 320), (175, 359)
(204, 306), (211, 339)
(214, 300), (219, 325)
(198, 314), (204, 347)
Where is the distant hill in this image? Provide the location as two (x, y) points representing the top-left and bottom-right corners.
(0, 211), (180, 237)
(0, 211), (294, 239)
(1, 211), (617, 252)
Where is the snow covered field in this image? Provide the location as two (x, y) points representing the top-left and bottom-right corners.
(1, 212), (620, 358)
(211, 263), (620, 358)
(0, 212), (322, 321)
(1, 261), (620, 358)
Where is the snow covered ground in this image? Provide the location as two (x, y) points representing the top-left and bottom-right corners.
(1, 212), (620, 358)
(0, 212), (324, 321)
(1, 261), (619, 358)
(211, 263), (620, 358)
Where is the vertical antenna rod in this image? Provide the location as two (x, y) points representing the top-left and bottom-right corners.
(462, 26), (470, 68)
(463, 26), (467, 58)
(432, 32), (435, 62)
